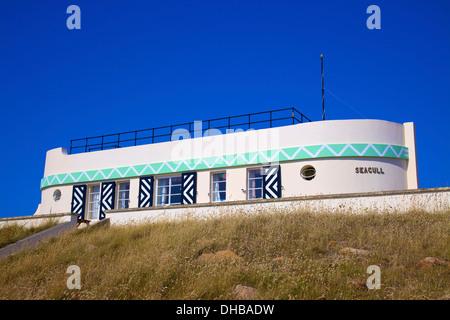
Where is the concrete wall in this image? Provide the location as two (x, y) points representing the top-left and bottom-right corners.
(105, 187), (450, 226)
(0, 213), (73, 229)
(404, 122), (419, 189)
(5, 188), (448, 229)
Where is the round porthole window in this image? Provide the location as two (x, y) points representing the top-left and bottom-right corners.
(300, 165), (316, 181)
(53, 189), (61, 202)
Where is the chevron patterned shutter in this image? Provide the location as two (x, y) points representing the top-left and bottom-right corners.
(99, 181), (116, 220)
(263, 165), (282, 199)
(182, 172), (197, 205)
(139, 176), (154, 207)
(71, 184), (87, 219)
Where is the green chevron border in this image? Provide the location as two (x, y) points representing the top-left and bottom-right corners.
(40, 143), (409, 190)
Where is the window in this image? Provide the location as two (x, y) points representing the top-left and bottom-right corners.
(156, 176), (182, 206)
(53, 189), (61, 202)
(300, 165), (316, 181)
(247, 168), (263, 200)
(211, 172), (226, 202)
(86, 184), (100, 220)
(116, 181), (130, 209)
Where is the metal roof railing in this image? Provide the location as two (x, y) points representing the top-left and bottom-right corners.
(69, 107), (312, 154)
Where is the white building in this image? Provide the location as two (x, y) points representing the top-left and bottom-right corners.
(35, 109), (419, 221)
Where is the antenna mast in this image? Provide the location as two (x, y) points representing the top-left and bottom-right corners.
(321, 54), (325, 120)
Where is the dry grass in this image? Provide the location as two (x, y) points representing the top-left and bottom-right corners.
(0, 208), (448, 300)
(0, 219), (59, 249)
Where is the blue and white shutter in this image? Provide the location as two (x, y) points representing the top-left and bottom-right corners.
(263, 165), (282, 199)
(71, 184), (87, 219)
(139, 176), (154, 207)
(182, 172), (197, 205)
(99, 181), (116, 220)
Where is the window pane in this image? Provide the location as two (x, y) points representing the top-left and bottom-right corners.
(158, 178), (170, 186)
(157, 186), (169, 196)
(171, 185), (181, 195)
(91, 202), (99, 219)
(171, 176), (182, 185)
(119, 190), (129, 200)
(248, 178), (262, 189)
(249, 188), (262, 199)
(119, 182), (130, 191)
(211, 181), (226, 193)
(157, 195), (169, 205)
(213, 172), (226, 182)
(118, 199), (129, 209)
(171, 194), (181, 205)
(214, 191), (225, 202)
(90, 188), (100, 201)
(248, 169), (262, 178)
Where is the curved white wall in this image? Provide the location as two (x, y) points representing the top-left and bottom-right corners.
(42, 119), (408, 177)
(281, 157), (408, 197)
(36, 119), (418, 215)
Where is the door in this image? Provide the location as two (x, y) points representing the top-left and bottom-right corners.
(86, 184), (101, 220)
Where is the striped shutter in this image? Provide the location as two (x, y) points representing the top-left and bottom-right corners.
(139, 176), (154, 207)
(263, 165), (282, 199)
(99, 181), (116, 220)
(71, 184), (87, 219)
(182, 172), (197, 205)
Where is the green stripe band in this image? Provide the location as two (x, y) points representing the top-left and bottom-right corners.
(40, 143), (409, 189)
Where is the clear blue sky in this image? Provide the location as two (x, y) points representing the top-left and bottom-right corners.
(0, 0), (449, 218)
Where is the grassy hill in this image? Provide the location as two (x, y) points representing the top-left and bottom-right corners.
(0, 208), (448, 300)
